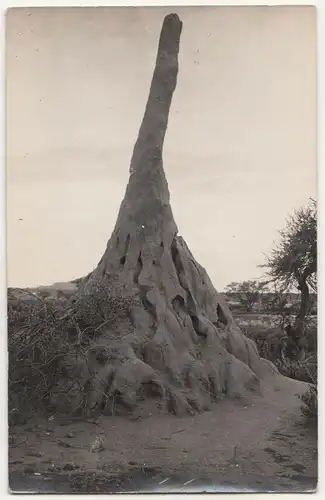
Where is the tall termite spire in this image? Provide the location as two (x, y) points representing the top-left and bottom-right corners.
(69, 14), (278, 418)
(85, 14), (183, 284)
(114, 13), (182, 233)
(130, 13), (182, 175)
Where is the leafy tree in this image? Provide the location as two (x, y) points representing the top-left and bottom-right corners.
(225, 280), (267, 312)
(261, 198), (317, 338)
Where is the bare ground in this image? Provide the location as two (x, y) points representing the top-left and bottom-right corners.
(8, 374), (317, 493)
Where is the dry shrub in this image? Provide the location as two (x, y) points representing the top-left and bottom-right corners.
(240, 316), (317, 386)
(297, 359), (317, 426)
(8, 289), (72, 424)
(303, 319), (317, 352)
(241, 325), (286, 362)
(8, 284), (139, 425)
(69, 280), (140, 331)
(298, 384), (317, 425)
(274, 351), (317, 384)
(240, 315), (317, 424)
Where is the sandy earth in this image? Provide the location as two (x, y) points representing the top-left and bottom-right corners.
(8, 375), (317, 493)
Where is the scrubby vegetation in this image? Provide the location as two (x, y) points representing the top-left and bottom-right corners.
(8, 289), (69, 424)
(235, 311), (317, 426)
(297, 350), (317, 426)
(236, 314), (317, 381)
(8, 284), (139, 425)
(224, 198), (317, 422)
(299, 384), (317, 425)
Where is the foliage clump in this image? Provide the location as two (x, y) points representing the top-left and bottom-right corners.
(261, 198), (317, 338)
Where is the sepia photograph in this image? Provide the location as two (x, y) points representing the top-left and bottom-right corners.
(6, 5), (317, 493)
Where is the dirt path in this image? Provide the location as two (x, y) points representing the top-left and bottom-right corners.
(9, 375), (317, 493)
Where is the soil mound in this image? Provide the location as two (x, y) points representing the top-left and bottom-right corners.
(9, 14), (285, 420)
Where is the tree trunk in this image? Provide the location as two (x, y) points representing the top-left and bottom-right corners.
(52, 13), (278, 417)
(294, 277), (310, 340)
(293, 258), (316, 342)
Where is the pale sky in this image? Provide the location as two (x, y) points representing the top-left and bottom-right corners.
(6, 6), (316, 291)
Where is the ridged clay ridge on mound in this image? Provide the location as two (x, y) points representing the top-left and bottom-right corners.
(14, 14), (279, 417)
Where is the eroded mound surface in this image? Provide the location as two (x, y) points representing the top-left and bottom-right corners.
(8, 261), (278, 420)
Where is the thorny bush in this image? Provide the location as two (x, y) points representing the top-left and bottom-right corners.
(241, 319), (317, 384)
(8, 283), (139, 425)
(299, 384), (317, 425)
(8, 289), (74, 424)
(296, 358), (317, 426)
(274, 352), (317, 384)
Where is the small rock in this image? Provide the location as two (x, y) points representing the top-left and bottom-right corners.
(90, 436), (105, 452)
(128, 460), (137, 465)
(291, 463), (306, 473)
(57, 440), (72, 448)
(63, 462), (80, 471)
(26, 451), (43, 458)
(65, 431), (76, 438)
(47, 464), (60, 472)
